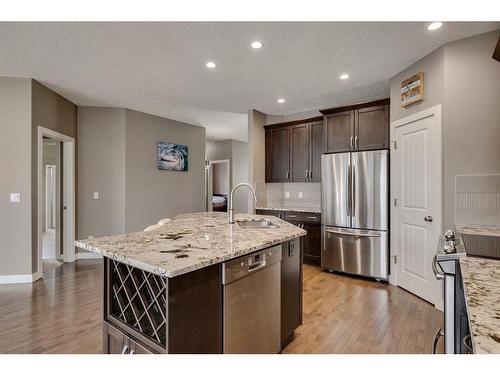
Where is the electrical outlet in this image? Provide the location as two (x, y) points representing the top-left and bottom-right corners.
(298, 192), (303, 199)
(93, 192), (99, 200)
(9, 193), (21, 203)
(88, 235), (94, 239)
(285, 191), (290, 199)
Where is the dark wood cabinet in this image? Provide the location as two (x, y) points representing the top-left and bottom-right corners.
(283, 211), (321, 265)
(290, 124), (309, 182)
(322, 99), (390, 153)
(266, 126), (291, 182)
(104, 321), (154, 354)
(265, 117), (324, 183)
(309, 120), (323, 182)
(302, 223), (321, 263)
(281, 238), (302, 349)
(355, 104), (389, 151)
(325, 110), (354, 153)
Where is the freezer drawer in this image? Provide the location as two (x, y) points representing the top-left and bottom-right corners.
(321, 226), (388, 280)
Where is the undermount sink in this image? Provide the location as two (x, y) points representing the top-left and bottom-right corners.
(236, 219), (279, 228)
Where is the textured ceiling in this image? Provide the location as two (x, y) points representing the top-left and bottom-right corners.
(0, 22), (498, 141)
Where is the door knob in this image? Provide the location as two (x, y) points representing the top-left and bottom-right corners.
(424, 216), (433, 222)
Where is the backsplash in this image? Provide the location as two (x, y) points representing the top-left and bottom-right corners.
(455, 174), (500, 226)
(264, 182), (321, 209)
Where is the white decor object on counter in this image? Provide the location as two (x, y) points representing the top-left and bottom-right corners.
(144, 223), (163, 232)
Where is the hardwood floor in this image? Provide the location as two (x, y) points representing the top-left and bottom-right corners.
(0, 260), (443, 354)
(282, 265), (443, 354)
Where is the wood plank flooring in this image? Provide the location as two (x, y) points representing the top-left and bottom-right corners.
(282, 265), (443, 354)
(0, 260), (443, 354)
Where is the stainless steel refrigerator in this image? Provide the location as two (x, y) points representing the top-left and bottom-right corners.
(321, 150), (389, 280)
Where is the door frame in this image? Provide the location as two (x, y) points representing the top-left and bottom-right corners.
(389, 104), (443, 309)
(208, 159), (231, 210)
(37, 126), (76, 280)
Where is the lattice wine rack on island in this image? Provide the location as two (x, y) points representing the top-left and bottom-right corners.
(108, 259), (167, 347)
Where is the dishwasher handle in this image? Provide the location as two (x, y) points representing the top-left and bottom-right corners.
(248, 254), (266, 272)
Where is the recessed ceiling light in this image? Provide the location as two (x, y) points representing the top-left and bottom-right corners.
(427, 22), (442, 31)
(277, 98), (286, 104)
(206, 61), (216, 69)
(251, 41), (263, 49)
(339, 73), (349, 80)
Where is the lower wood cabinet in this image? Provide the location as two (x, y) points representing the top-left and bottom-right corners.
(104, 321), (154, 354)
(281, 238), (302, 349)
(302, 223), (321, 263)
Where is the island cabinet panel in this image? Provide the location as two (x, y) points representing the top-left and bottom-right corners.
(281, 238), (303, 349)
(167, 264), (223, 354)
(282, 211), (321, 265)
(104, 258), (222, 354)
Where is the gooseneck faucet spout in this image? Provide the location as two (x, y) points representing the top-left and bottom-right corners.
(228, 183), (257, 224)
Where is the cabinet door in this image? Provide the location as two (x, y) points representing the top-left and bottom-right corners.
(281, 239), (302, 349)
(130, 338), (154, 354)
(104, 322), (127, 354)
(355, 104), (389, 150)
(302, 223), (321, 264)
(266, 127), (290, 182)
(290, 123), (309, 182)
(309, 121), (324, 182)
(325, 111), (354, 153)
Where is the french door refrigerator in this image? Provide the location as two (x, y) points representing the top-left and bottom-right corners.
(321, 150), (389, 280)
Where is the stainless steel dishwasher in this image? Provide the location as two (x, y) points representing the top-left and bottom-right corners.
(222, 245), (282, 354)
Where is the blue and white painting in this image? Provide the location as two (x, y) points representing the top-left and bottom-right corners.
(158, 142), (188, 171)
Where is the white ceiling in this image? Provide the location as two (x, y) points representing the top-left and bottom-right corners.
(0, 22), (498, 141)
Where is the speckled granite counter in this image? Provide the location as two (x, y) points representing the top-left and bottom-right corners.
(75, 212), (306, 278)
(457, 224), (500, 238)
(456, 224), (500, 354)
(256, 206), (321, 214)
(459, 256), (500, 354)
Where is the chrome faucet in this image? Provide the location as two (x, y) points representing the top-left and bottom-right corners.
(228, 183), (257, 224)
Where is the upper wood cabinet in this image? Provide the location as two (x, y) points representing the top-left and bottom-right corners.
(321, 99), (390, 153)
(265, 117), (324, 183)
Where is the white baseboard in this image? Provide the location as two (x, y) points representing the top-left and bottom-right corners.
(76, 252), (102, 260)
(0, 273), (37, 284)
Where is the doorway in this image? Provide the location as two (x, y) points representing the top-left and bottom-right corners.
(37, 127), (75, 280)
(390, 105), (443, 309)
(206, 159), (230, 212)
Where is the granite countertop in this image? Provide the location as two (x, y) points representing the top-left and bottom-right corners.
(74, 212), (306, 278)
(456, 224), (500, 237)
(256, 206), (321, 214)
(459, 256), (500, 354)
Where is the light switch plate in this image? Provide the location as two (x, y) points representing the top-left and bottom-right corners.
(9, 193), (21, 203)
(93, 192), (99, 200)
(285, 191), (290, 199)
(298, 192), (303, 199)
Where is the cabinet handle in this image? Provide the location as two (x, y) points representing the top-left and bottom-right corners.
(129, 349), (135, 355)
(307, 216), (318, 220)
(286, 170), (290, 181)
(309, 170), (313, 180)
(350, 136), (353, 149)
(305, 169), (308, 181)
(288, 215), (297, 218)
(355, 135), (358, 148)
(121, 345), (129, 354)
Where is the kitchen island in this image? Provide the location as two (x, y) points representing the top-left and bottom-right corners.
(75, 212), (306, 354)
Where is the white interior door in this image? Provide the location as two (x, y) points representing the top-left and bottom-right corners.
(392, 105), (442, 307)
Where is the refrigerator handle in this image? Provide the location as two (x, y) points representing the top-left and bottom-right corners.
(347, 164), (352, 219)
(351, 163), (356, 218)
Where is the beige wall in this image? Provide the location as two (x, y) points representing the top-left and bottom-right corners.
(0, 77), (32, 276)
(31, 80), (77, 272)
(77, 107), (126, 241)
(442, 31), (500, 228)
(248, 109), (267, 210)
(124, 109), (206, 232)
(212, 163), (229, 195)
(206, 139), (249, 213)
(390, 30), (500, 229)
